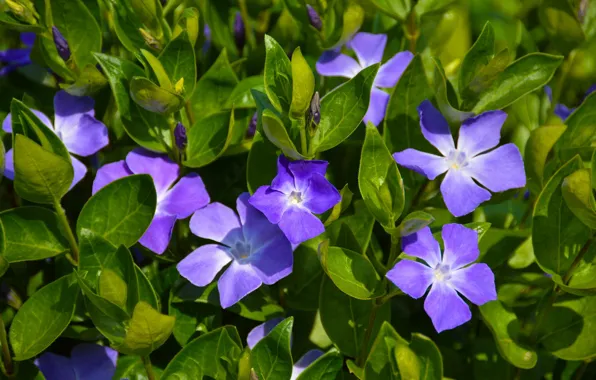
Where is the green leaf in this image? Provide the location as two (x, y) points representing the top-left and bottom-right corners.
(557, 92), (596, 161)
(480, 301), (538, 369)
(538, 295), (596, 360)
(113, 301), (175, 356)
(159, 31), (197, 97)
(108, 0), (151, 54)
(364, 322), (406, 379)
(319, 244), (384, 300)
(99, 268), (128, 309)
(369, 0), (411, 20)
(161, 326), (243, 379)
(390, 211), (435, 237)
(326, 200), (375, 254)
(533, 156), (590, 276)
(185, 110), (235, 168)
(459, 22), (495, 92)
(59, 64), (107, 96)
(408, 333), (443, 380)
(172, 8), (199, 47)
(262, 109), (304, 160)
(312, 65), (378, 153)
(319, 276), (390, 357)
(525, 125), (567, 196)
(0, 206), (68, 262)
(77, 175), (157, 248)
(129, 76), (184, 114)
(204, 1), (238, 56)
(13, 135), (73, 204)
(562, 169), (596, 229)
(140, 49), (172, 90)
(130, 0), (163, 38)
(0, 12), (43, 32)
(51, 0), (102, 68)
(251, 317), (294, 380)
(290, 47), (315, 117)
(225, 76), (264, 109)
(264, 35), (293, 113)
(539, 0), (584, 51)
(359, 123), (405, 228)
(324, 185), (354, 226)
(471, 53), (564, 113)
(10, 274), (79, 361)
(296, 349), (343, 380)
(413, 0), (455, 16)
(247, 131), (279, 194)
(433, 59), (474, 123)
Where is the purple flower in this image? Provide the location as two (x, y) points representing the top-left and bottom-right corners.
(545, 84), (596, 121)
(393, 100), (525, 217)
(234, 12), (245, 54)
(386, 224), (497, 333)
(316, 32), (413, 126)
(246, 318), (324, 379)
(174, 121), (187, 149)
(0, 32), (35, 76)
(306, 5), (323, 30)
(51, 26), (71, 61)
(3, 90), (109, 189)
(249, 156), (340, 245)
(35, 343), (118, 380)
(202, 24), (211, 54)
(177, 193), (293, 308)
(93, 148), (210, 254)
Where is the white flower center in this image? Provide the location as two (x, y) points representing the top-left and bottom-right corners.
(446, 150), (469, 170)
(288, 191), (303, 205)
(433, 264), (452, 282)
(230, 241), (251, 261)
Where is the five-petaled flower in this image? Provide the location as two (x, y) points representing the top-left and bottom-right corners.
(0, 32), (35, 76)
(386, 224), (496, 333)
(93, 148), (210, 254)
(177, 193), (293, 308)
(316, 32), (413, 126)
(393, 100), (526, 217)
(35, 343), (117, 380)
(249, 155), (341, 245)
(3, 90), (109, 189)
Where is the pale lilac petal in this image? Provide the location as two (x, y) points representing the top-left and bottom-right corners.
(126, 148), (179, 196)
(92, 160), (132, 194)
(250, 234), (293, 284)
(70, 155), (87, 190)
(401, 226), (441, 268)
(348, 32), (387, 68)
(71, 344), (118, 380)
(278, 206), (324, 245)
(59, 114), (108, 157)
(424, 281), (471, 333)
(441, 223), (479, 270)
(249, 186), (289, 224)
(292, 349), (325, 380)
(418, 100), (455, 156)
(247, 317), (284, 349)
(53, 90), (95, 133)
(374, 51), (414, 88)
(237, 192), (285, 248)
(159, 173), (210, 219)
(190, 202), (243, 246)
(4, 148), (14, 180)
(466, 144), (526, 193)
(393, 149), (448, 180)
(316, 50), (361, 78)
(138, 213), (177, 254)
(271, 155), (296, 194)
(35, 352), (76, 380)
(288, 159), (328, 193)
(440, 169), (491, 217)
(2, 109), (52, 133)
(177, 244), (232, 287)
(363, 88), (390, 126)
(386, 259), (434, 299)
(303, 174), (340, 214)
(450, 263), (497, 305)
(218, 261), (262, 308)
(457, 111), (507, 157)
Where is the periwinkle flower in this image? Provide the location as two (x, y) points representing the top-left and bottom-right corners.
(51, 26), (70, 61)
(249, 156), (341, 245)
(246, 318), (324, 380)
(0, 32), (34, 76)
(93, 148), (210, 254)
(316, 32), (414, 126)
(386, 224), (497, 333)
(174, 121), (187, 149)
(234, 12), (245, 54)
(35, 343), (118, 380)
(306, 5), (323, 30)
(393, 100), (525, 217)
(2, 90), (109, 189)
(177, 193), (293, 308)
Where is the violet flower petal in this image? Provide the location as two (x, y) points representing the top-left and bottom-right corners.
(374, 51), (414, 88)
(177, 244), (232, 287)
(249, 234), (293, 285)
(125, 148), (179, 196)
(237, 192), (285, 248)
(457, 110), (507, 157)
(92, 160), (132, 194)
(249, 186), (288, 225)
(271, 155), (296, 194)
(386, 259), (434, 299)
(218, 261), (262, 308)
(189, 202), (243, 246)
(20, 32), (36, 46)
(440, 169), (491, 217)
(60, 114), (109, 157)
(246, 317), (284, 349)
(35, 352), (76, 380)
(53, 91), (95, 132)
(3, 149), (14, 180)
(348, 32), (387, 68)
(70, 344), (118, 380)
(159, 173), (210, 219)
(2, 109), (52, 133)
(423, 281), (471, 333)
(316, 50), (361, 78)
(449, 263), (497, 305)
(466, 143), (526, 192)
(287, 159), (328, 192)
(138, 213), (177, 254)
(291, 349), (325, 380)
(441, 223), (479, 270)
(554, 104), (573, 120)
(363, 87), (390, 126)
(392, 149), (448, 180)
(278, 206), (325, 245)
(70, 155), (87, 190)
(401, 226), (441, 268)
(418, 100), (455, 156)
(303, 173), (341, 214)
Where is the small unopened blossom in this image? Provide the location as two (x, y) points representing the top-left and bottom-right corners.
(249, 156), (340, 245)
(386, 224), (497, 333)
(234, 12), (245, 54)
(202, 24), (212, 54)
(177, 193), (293, 308)
(52, 26), (70, 61)
(174, 121), (187, 149)
(93, 148), (210, 254)
(545, 84), (596, 121)
(306, 5), (323, 30)
(0, 32), (35, 76)
(316, 32), (413, 126)
(3, 90), (109, 189)
(247, 111), (257, 137)
(309, 91), (321, 126)
(35, 343), (118, 380)
(246, 318), (324, 379)
(393, 100), (525, 217)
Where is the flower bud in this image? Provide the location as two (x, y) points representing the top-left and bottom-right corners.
(306, 5), (322, 31)
(139, 28), (162, 50)
(310, 91), (321, 125)
(247, 112), (257, 137)
(6, 0), (38, 25)
(234, 12), (245, 54)
(52, 26), (71, 61)
(174, 121), (187, 149)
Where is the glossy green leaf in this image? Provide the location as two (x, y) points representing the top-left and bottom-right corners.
(99, 268), (128, 309)
(562, 169), (596, 229)
(413, 0), (455, 16)
(59, 64), (107, 96)
(140, 49), (172, 90)
(0, 12), (43, 32)
(108, 0), (152, 53)
(539, 0), (584, 51)
(158, 31), (196, 97)
(280, 237), (324, 311)
(262, 109), (304, 159)
(296, 348), (343, 380)
(251, 317), (294, 380)
(370, 0), (410, 20)
(246, 131), (279, 194)
(364, 321), (406, 379)
(0, 206), (68, 262)
(391, 211), (435, 237)
(264, 35), (293, 113)
(130, 0), (163, 38)
(129, 76), (184, 114)
(77, 175), (157, 248)
(557, 92), (596, 161)
(324, 185), (354, 226)
(459, 22), (495, 94)
(204, 1), (238, 56)
(225, 76), (264, 109)
(172, 8), (199, 47)
(290, 47), (315, 117)
(525, 125), (567, 196)
(408, 333), (443, 380)
(326, 200), (376, 254)
(185, 110), (235, 168)
(10, 274), (79, 361)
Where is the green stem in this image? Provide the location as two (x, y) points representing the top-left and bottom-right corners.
(405, 11), (419, 53)
(53, 199), (79, 265)
(563, 237), (593, 284)
(573, 359), (591, 380)
(387, 235), (400, 269)
(184, 100), (195, 126)
(299, 125), (308, 157)
(0, 315), (13, 376)
(367, 247), (386, 275)
(357, 300), (380, 366)
(142, 355), (156, 380)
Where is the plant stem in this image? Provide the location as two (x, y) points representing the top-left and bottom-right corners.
(53, 199), (79, 265)
(405, 11), (419, 53)
(563, 237), (593, 284)
(357, 300), (380, 366)
(574, 359), (591, 380)
(142, 355), (156, 380)
(300, 124), (308, 157)
(387, 235), (400, 269)
(0, 315), (13, 376)
(184, 100), (195, 126)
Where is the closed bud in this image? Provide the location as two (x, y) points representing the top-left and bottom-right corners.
(310, 91), (321, 125)
(247, 112), (258, 137)
(6, 0), (38, 25)
(52, 26), (71, 61)
(139, 28), (162, 50)
(234, 12), (245, 54)
(174, 122), (187, 149)
(306, 5), (322, 31)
